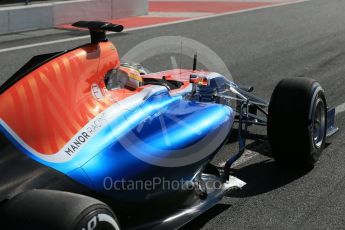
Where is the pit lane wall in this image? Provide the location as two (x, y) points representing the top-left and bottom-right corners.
(0, 0), (148, 34)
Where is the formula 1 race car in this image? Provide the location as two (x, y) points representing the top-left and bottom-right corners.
(0, 21), (338, 230)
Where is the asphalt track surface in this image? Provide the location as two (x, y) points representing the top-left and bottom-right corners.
(0, 0), (345, 229)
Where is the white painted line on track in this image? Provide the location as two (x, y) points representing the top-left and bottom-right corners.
(218, 150), (260, 168)
(0, 36), (90, 53)
(335, 102), (345, 115)
(231, 150), (260, 167)
(0, 0), (311, 54)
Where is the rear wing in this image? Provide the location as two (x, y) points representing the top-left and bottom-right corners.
(72, 21), (124, 43)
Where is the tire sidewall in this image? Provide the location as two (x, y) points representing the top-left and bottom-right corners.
(308, 85), (327, 163)
(74, 207), (120, 230)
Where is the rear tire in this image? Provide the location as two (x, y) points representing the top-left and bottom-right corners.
(1, 190), (120, 230)
(268, 77), (327, 167)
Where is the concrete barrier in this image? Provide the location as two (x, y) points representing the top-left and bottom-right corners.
(113, 0), (148, 19)
(0, 0), (148, 34)
(9, 4), (53, 32)
(53, 0), (112, 25)
(0, 10), (9, 34)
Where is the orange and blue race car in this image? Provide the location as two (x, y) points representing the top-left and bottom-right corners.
(0, 21), (338, 230)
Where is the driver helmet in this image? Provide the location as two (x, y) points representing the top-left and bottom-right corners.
(105, 66), (143, 90)
(118, 66), (143, 90)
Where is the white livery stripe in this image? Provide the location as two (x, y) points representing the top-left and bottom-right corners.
(0, 85), (165, 163)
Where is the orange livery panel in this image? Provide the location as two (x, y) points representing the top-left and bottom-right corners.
(0, 42), (120, 154)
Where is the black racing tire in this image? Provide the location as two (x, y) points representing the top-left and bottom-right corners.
(267, 77), (327, 167)
(1, 190), (120, 230)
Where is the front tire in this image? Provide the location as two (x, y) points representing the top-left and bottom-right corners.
(268, 77), (327, 167)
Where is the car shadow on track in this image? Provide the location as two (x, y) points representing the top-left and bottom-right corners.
(228, 159), (312, 198)
(179, 203), (231, 230)
(181, 138), (315, 229)
(180, 161), (311, 228)
(226, 127), (316, 198)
